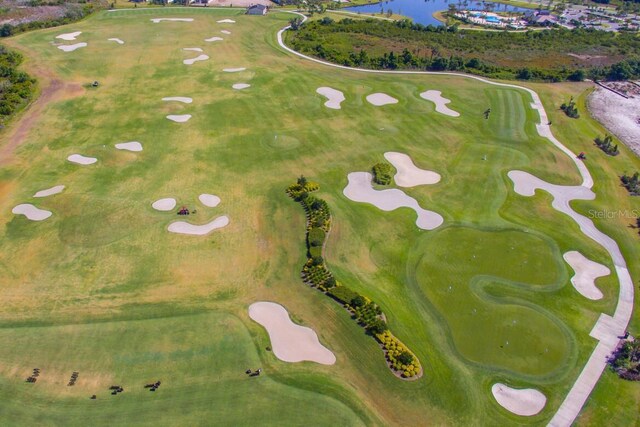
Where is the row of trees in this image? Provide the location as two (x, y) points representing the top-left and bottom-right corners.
(594, 134), (619, 156)
(0, 47), (36, 124)
(288, 18), (640, 82)
(286, 176), (422, 378)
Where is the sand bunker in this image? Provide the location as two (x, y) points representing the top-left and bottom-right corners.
(162, 97), (193, 104)
(166, 114), (192, 123)
(232, 83), (250, 90)
(221, 30), (231, 35)
(12, 204), (52, 221)
(151, 18), (193, 23)
(217, 19), (236, 23)
(205, 36), (223, 42)
(183, 47), (203, 52)
(343, 172), (443, 230)
(198, 194), (221, 208)
(248, 301), (336, 365)
(56, 31), (81, 41)
(168, 215), (229, 235)
(108, 38), (124, 45)
(492, 383), (546, 416)
(223, 68), (246, 73)
(57, 43), (87, 52)
(366, 93), (398, 106)
(384, 152), (441, 187)
(67, 154), (97, 165)
(316, 87), (345, 110)
(152, 198), (176, 211)
(33, 185), (65, 198)
(563, 251), (610, 300)
(183, 54), (209, 65)
(115, 141), (143, 152)
(419, 90), (460, 117)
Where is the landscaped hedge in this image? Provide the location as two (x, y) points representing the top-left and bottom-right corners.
(287, 176), (422, 379)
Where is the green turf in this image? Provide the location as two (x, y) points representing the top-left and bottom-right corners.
(0, 7), (638, 426)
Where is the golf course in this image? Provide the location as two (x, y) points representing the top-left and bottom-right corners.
(0, 6), (639, 425)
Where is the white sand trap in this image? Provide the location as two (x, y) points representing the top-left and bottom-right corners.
(108, 38), (124, 45)
(183, 54), (209, 65)
(33, 185), (65, 198)
(67, 154), (97, 165)
(217, 19), (236, 23)
(12, 204), (52, 221)
(563, 251), (610, 300)
(199, 193), (221, 207)
(151, 18), (194, 23)
(316, 87), (345, 110)
(232, 83), (250, 90)
(57, 43), (87, 52)
(384, 152), (441, 187)
(205, 36), (223, 42)
(221, 30), (231, 35)
(366, 93), (398, 106)
(248, 301), (336, 365)
(168, 215), (229, 235)
(492, 383), (546, 416)
(223, 67), (246, 73)
(419, 90), (460, 117)
(166, 114), (192, 123)
(183, 47), (203, 52)
(162, 97), (193, 104)
(56, 31), (81, 41)
(343, 172), (443, 230)
(115, 141), (143, 152)
(152, 198), (176, 211)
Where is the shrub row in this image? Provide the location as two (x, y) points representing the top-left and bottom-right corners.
(287, 176), (422, 378)
(594, 134), (619, 156)
(0, 47), (36, 125)
(621, 172), (640, 196)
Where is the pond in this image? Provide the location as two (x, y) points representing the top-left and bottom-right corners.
(343, 0), (538, 26)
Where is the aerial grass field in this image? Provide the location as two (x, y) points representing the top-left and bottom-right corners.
(0, 6), (639, 426)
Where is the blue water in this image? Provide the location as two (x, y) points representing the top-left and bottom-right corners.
(344, 0), (535, 26)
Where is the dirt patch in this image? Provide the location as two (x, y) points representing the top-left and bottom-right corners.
(588, 85), (640, 157)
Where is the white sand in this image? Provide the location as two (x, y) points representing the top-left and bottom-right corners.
(491, 383), (546, 416)
(563, 251), (609, 300)
(183, 54), (209, 65)
(587, 87), (640, 156)
(108, 38), (125, 45)
(151, 18), (194, 23)
(384, 152), (441, 187)
(248, 301), (336, 365)
(166, 114), (192, 123)
(199, 193), (221, 207)
(419, 90), (460, 117)
(56, 31), (81, 41)
(162, 97), (193, 104)
(343, 172), (443, 230)
(366, 93), (398, 106)
(316, 87), (345, 110)
(183, 47), (203, 52)
(217, 19), (236, 23)
(151, 198), (176, 211)
(115, 141), (143, 152)
(221, 30), (231, 35)
(232, 83), (250, 90)
(33, 185), (65, 198)
(12, 204), (52, 221)
(205, 36), (224, 42)
(168, 215), (229, 235)
(67, 154), (97, 165)
(57, 43), (87, 52)
(223, 67), (246, 73)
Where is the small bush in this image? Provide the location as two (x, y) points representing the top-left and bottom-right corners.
(594, 134), (619, 156)
(372, 162), (393, 185)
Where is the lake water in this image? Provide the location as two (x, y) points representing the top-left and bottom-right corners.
(343, 0), (536, 26)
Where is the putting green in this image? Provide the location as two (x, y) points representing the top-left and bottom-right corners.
(0, 7), (638, 426)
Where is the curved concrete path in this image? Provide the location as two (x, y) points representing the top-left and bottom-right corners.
(277, 11), (631, 427)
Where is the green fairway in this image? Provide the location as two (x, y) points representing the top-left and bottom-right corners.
(0, 7), (638, 426)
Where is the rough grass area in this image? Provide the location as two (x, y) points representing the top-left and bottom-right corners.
(0, 7), (638, 426)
